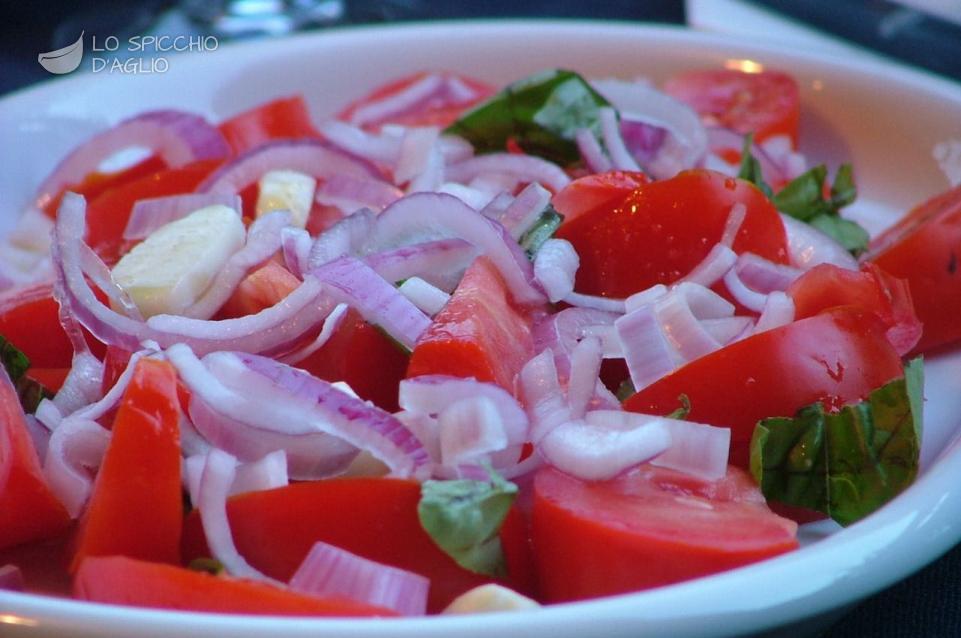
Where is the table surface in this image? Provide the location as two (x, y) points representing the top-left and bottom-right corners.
(3, 2), (961, 637)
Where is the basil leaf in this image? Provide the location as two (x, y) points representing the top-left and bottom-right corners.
(830, 163), (857, 209)
(418, 468), (518, 577)
(737, 133), (773, 198)
(188, 557), (225, 576)
(445, 69), (611, 165)
(519, 205), (564, 259)
(615, 378), (636, 402)
(667, 393), (692, 420)
(750, 358), (923, 526)
(0, 335), (51, 414)
(0, 336), (30, 383)
(807, 214), (870, 255)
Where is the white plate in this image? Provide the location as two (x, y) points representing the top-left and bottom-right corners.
(2, 20), (961, 638)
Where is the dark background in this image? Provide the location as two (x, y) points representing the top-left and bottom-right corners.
(3, 1), (961, 636)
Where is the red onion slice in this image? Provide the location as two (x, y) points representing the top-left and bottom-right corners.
(445, 154), (570, 193)
(314, 174), (403, 214)
(779, 213), (859, 271)
(534, 239), (578, 303)
(290, 541), (429, 616)
(308, 209), (376, 270)
(563, 292), (626, 314)
(437, 183), (493, 210)
(500, 183), (552, 240)
(281, 227), (312, 280)
(184, 450), (288, 508)
(42, 417), (110, 518)
(279, 302), (349, 365)
(125, 193), (242, 241)
(34, 110), (230, 212)
(398, 277), (450, 317)
(624, 284), (668, 314)
(395, 127), (441, 184)
(518, 350), (572, 445)
(51, 351), (104, 415)
(650, 418), (731, 481)
(680, 243), (737, 288)
(754, 291), (796, 334)
(532, 307), (619, 380)
(735, 252), (803, 293)
(720, 203), (748, 248)
(723, 267), (768, 313)
(566, 336), (602, 420)
(700, 317), (754, 345)
(350, 74), (446, 127)
(366, 238), (478, 293)
(78, 243), (141, 320)
(706, 127), (786, 186)
(615, 305), (677, 391)
(319, 121), (401, 165)
(599, 107), (641, 171)
(575, 128), (613, 173)
(437, 396), (511, 468)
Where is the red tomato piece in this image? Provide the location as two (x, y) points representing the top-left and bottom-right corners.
(100, 345), (134, 397)
(0, 283), (76, 368)
(219, 96), (320, 155)
(532, 465), (798, 602)
(218, 260), (301, 319)
(84, 159), (223, 264)
(26, 368), (70, 394)
(556, 170), (789, 298)
(40, 156), (167, 219)
(625, 308), (904, 467)
(664, 69), (801, 146)
(0, 367), (70, 551)
(74, 556), (396, 617)
(551, 170), (650, 226)
(180, 478), (529, 613)
(788, 262), (921, 355)
(337, 72), (495, 129)
(71, 359), (182, 570)
(868, 184), (961, 353)
(407, 256), (538, 391)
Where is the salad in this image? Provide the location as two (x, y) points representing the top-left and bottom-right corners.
(0, 62), (954, 618)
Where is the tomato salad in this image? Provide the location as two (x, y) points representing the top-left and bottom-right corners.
(0, 66), (947, 616)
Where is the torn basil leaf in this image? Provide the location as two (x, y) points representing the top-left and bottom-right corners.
(0, 335), (52, 414)
(445, 69), (611, 165)
(737, 133), (773, 198)
(750, 358), (923, 526)
(667, 393), (692, 420)
(615, 378), (636, 402)
(807, 214), (870, 254)
(418, 467), (518, 577)
(519, 205), (564, 259)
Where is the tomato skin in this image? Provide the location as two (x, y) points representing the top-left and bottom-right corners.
(787, 263), (921, 355)
(664, 69), (801, 146)
(0, 367), (70, 551)
(625, 308), (904, 467)
(219, 96), (320, 155)
(556, 170), (789, 298)
(0, 284), (75, 369)
(217, 260), (301, 319)
(532, 465), (797, 602)
(407, 256), (538, 391)
(868, 185), (961, 353)
(180, 478), (530, 613)
(71, 359), (182, 570)
(551, 170), (650, 226)
(74, 556), (396, 617)
(40, 156), (167, 219)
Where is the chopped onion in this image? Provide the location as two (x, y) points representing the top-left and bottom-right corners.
(398, 277), (450, 317)
(624, 284), (669, 314)
(532, 307), (619, 380)
(314, 174), (403, 214)
(615, 305), (677, 391)
(278, 303), (349, 365)
(438, 396), (511, 468)
(290, 541), (429, 616)
(779, 213), (859, 271)
(445, 154), (571, 193)
(680, 243), (737, 288)
(500, 183), (552, 240)
(720, 203), (747, 248)
(700, 317), (754, 345)
(706, 127), (785, 185)
(735, 252), (802, 293)
(653, 290), (721, 362)
(754, 291), (795, 334)
(436, 183), (492, 210)
(308, 209), (376, 270)
(562, 292), (626, 314)
(534, 239), (578, 303)
(650, 418), (730, 480)
(281, 227), (312, 280)
(575, 128), (613, 173)
(723, 267), (768, 313)
(395, 127), (441, 184)
(407, 146), (444, 193)
(599, 107), (641, 171)
(125, 193), (241, 241)
(518, 350), (571, 445)
(349, 74), (445, 127)
(366, 238), (478, 293)
(78, 243), (141, 320)
(184, 449), (288, 508)
(317, 120), (401, 164)
(51, 351), (104, 416)
(42, 418), (111, 518)
(566, 336), (602, 420)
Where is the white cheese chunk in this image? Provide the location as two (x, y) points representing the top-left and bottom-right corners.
(442, 584), (540, 614)
(111, 204), (245, 318)
(255, 170), (316, 228)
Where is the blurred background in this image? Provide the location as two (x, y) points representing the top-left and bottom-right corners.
(3, 1), (961, 636)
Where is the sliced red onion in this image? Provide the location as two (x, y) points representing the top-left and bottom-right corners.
(518, 349), (572, 445)
(620, 118), (667, 167)
(563, 292), (626, 314)
(363, 192), (543, 306)
(395, 127), (441, 184)
(735, 252), (803, 293)
(567, 336), (602, 420)
(445, 154), (570, 193)
(42, 417), (110, 518)
(394, 410), (440, 465)
(615, 304), (677, 391)
(761, 135), (807, 180)
(674, 282), (735, 319)
(179, 412), (212, 458)
(398, 277), (450, 317)
(436, 183), (493, 210)
(200, 139), (378, 196)
(398, 376), (528, 447)
(778, 213), (859, 271)
(24, 414), (51, 460)
(534, 239), (578, 303)
(653, 290), (721, 362)
(700, 317), (754, 345)
(290, 540), (429, 616)
(279, 302), (348, 365)
(51, 351), (104, 415)
(407, 147), (444, 194)
(308, 209), (376, 270)
(366, 238), (478, 293)
(532, 307), (619, 380)
(0, 565), (25, 592)
(723, 267), (768, 313)
(438, 396), (510, 468)
(281, 227), (312, 280)
(599, 107), (641, 171)
(313, 255), (429, 350)
(318, 120), (401, 165)
(184, 449), (288, 508)
(197, 448), (280, 583)
(624, 284), (669, 314)
(349, 73), (445, 127)
(34, 110), (230, 212)
(650, 418), (730, 481)
(575, 128), (612, 173)
(720, 202), (748, 248)
(437, 135), (474, 164)
(679, 243), (737, 288)
(478, 192), (515, 221)
(68, 349), (149, 424)
(579, 324), (623, 358)
(501, 183), (552, 240)
(754, 291), (796, 334)
(125, 193), (242, 241)
(706, 127), (786, 186)
(314, 174), (403, 214)
(34, 399), (63, 432)
(78, 243), (141, 320)
(540, 412), (671, 481)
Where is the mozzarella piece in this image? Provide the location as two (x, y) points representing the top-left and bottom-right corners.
(442, 584), (540, 614)
(255, 170), (316, 228)
(111, 204), (245, 318)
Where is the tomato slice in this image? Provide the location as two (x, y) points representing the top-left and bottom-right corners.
(40, 156), (167, 219)
(555, 169), (789, 298)
(787, 262), (921, 355)
(532, 465), (797, 602)
(551, 170), (650, 226)
(664, 69), (801, 146)
(868, 184), (961, 353)
(625, 307), (904, 467)
(217, 260), (301, 319)
(83, 159), (223, 264)
(407, 256), (538, 391)
(180, 478), (529, 613)
(71, 359), (182, 570)
(337, 72), (495, 129)
(0, 283), (76, 369)
(219, 96), (320, 155)
(74, 556), (396, 616)
(0, 367), (70, 551)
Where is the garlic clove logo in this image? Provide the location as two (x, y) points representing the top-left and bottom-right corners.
(38, 31), (85, 75)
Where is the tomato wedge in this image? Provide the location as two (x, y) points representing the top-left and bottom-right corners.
(39, 156), (167, 219)
(0, 283), (77, 369)
(180, 478), (529, 613)
(532, 465), (797, 602)
(407, 256), (538, 391)
(217, 260), (301, 319)
(556, 170), (789, 298)
(71, 359), (182, 570)
(74, 556), (396, 616)
(868, 184), (961, 353)
(625, 307), (904, 467)
(551, 170), (650, 226)
(0, 366), (70, 551)
(219, 96), (320, 155)
(664, 69), (801, 146)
